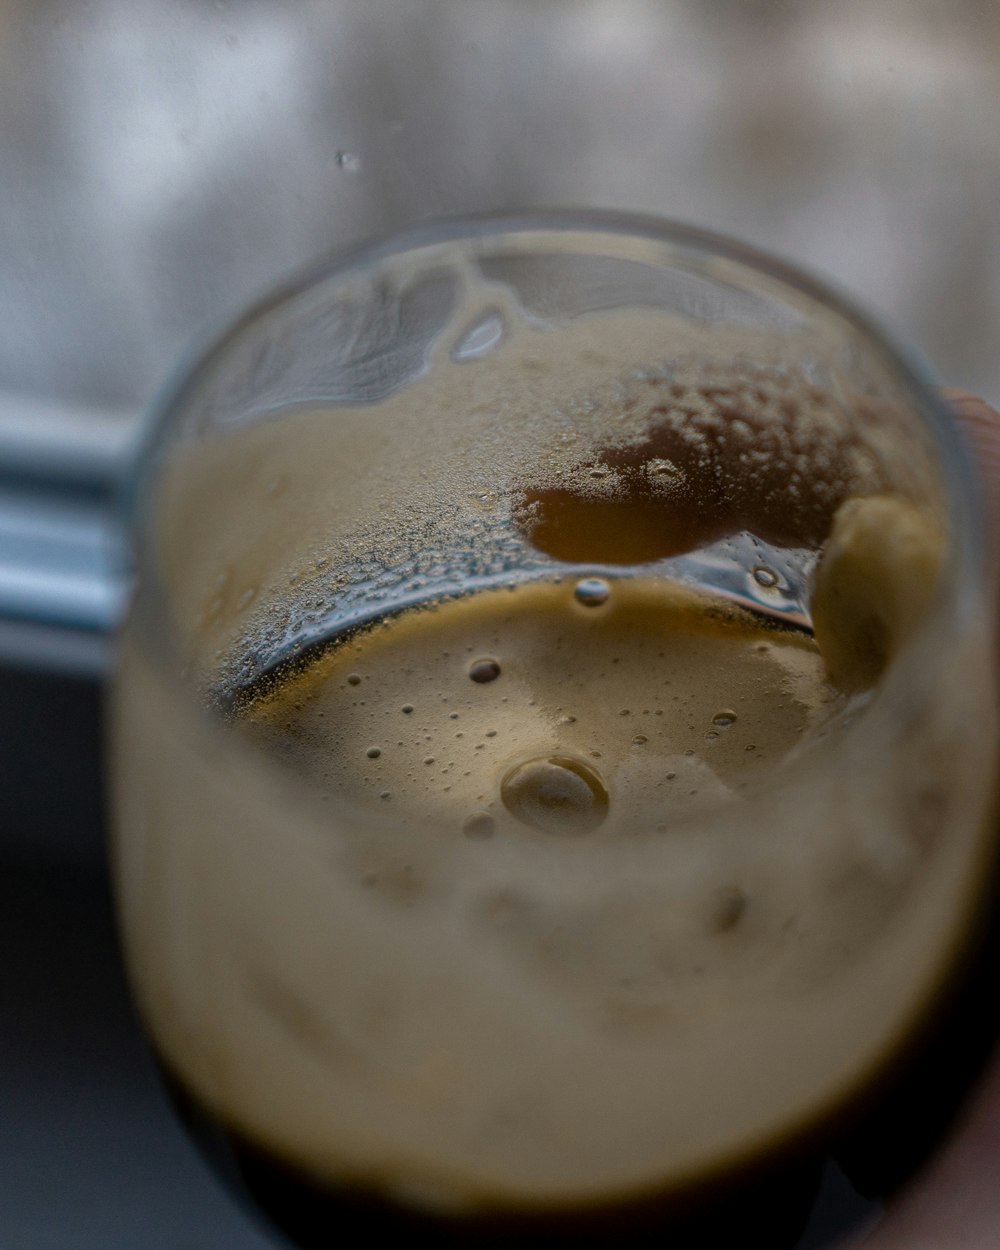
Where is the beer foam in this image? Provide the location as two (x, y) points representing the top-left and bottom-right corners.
(812, 495), (946, 691)
(149, 290), (940, 691)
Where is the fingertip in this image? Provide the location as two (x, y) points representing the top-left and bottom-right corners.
(938, 390), (1000, 541)
(939, 389), (1000, 444)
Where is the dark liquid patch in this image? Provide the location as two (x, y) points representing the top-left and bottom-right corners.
(161, 1064), (832, 1249)
(514, 375), (876, 566)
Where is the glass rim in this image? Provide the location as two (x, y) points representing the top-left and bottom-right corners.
(119, 207), (989, 673)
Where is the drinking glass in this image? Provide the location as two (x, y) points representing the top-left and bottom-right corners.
(110, 212), (999, 1248)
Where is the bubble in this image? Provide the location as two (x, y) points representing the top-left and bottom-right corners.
(467, 489), (500, 510)
(713, 711), (737, 728)
(632, 735), (648, 745)
(752, 565), (779, 589)
(559, 715), (577, 726)
(646, 457), (681, 479)
(745, 744), (757, 752)
(452, 312), (506, 362)
(469, 657), (501, 683)
(705, 731), (719, 742)
(347, 674), (362, 686)
(574, 577), (611, 608)
(501, 755), (609, 834)
(380, 791), (391, 800)
(462, 812), (496, 840)
(366, 747), (382, 759)
(424, 757), (435, 766)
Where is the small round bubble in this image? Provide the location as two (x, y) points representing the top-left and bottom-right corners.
(574, 577), (611, 608)
(462, 812), (496, 840)
(752, 565), (779, 589)
(469, 657), (501, 683)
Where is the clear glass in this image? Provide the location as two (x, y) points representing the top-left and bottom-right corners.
(110, 213), (998, 1249)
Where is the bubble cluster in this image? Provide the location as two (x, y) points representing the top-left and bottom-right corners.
(237, 575), (834, 859)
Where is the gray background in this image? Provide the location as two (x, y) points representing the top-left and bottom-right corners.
(3, 0), (999, 417)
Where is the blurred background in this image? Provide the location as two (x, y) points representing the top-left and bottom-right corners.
(2, 1), (999, 1245)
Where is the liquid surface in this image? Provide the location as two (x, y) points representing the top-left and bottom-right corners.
(240, 577), (842, 841)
